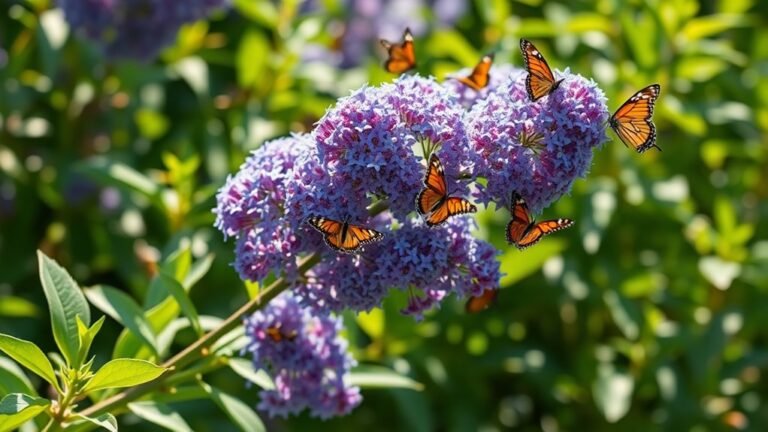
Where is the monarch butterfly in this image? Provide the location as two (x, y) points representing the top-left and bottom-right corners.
(380, 28), (416, 74)
(609, 84), (661, 153)
(465, 289), (498, 313)
(506, 192), (573, 250)
(307, 216), (384, 253)
(520, 39), (563, 102)
(416, 154), (477, 227)
(265, 325), (297, 343)
(453, 54), (494, 91)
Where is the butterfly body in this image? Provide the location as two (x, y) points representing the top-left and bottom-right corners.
(265, 325), (297, 342)
(506, 193), (573, 249)
(416, 154), (477, 226)
(609, 84), (661, 153)
(454, 54), (494, 91)
(307, 216), (384, 253)
(380, 28), (416, 74)
(520, 39), (562, 102)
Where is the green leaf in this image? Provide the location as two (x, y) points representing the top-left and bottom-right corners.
(37, 250), (91, 367)
(128, 401), (193, 432)
(593, 364), (634, 423)
(146, 246), (192, 307)
(356, 309), (385, 340)
(0, 357), (38, 396)
(201, 383), (265, 432)
(183, 253), (214, 290)
(348, 365), (424, 390)
(499, 239), (567, 286)
(160, 273), (202, 337)
(84, 359), (166, 393)
(0, 334), (60, 393)
(0, 394), (50, 432)
(76, 316), (105, 368)
(84, 285), (159, 356)
(113, 296), (180, 360)
(71, 413), (118, 432)
(0, 296), (40, 318)
(699, 256), (742, 290)
(682, 14), (749, 41)
(604, 290), (642, 341)
(227, 358), (274, 390)
(237, 31), (270, 89)
(80, 157), (163, 209)
(135, 109), (170, 140)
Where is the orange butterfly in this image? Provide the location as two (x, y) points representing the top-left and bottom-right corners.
(453, 54), (494, 91)
(416, 154), (477, 227)
(380, 28), (416, 74)
(520, 39), (563, 102)
(610, 84), (661, 153)
(465, 289), (498, 313)
(307, 216), (384, 253)
(506, 192), (573, 250)
(265, 325), (297, 342)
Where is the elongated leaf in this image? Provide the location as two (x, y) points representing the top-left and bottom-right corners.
(128, 401), (193, 432)
(227, 358), (274, 390)
(0, 296), (39, 318)
(0, 393), (50, 432)
(183, 253), (214, 290)
(349, 365), (424, 390)
(84, 285), (159, 356)
(0, 358), (37, 396)
(37, 251), (91, 366)
(76, 316), (105, 367)
(113, 296), (179, 360)
(71, 413), (118, 432)
(0, 334), (59, 393)
(201, 383), (265, 432)
(84, 359), (166, 393)
(160, 273), (202, 337)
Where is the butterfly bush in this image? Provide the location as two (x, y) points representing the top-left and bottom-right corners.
(58, 0), (231, 60)
(216, 56), (612, 418)
(244, 292), (361, 418)
(443, 63), (525, 108)
(466, 69), (610, 213)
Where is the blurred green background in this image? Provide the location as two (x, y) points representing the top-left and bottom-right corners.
(1, 0), (767, 430)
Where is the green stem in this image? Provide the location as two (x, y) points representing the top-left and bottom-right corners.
(77, 253), (319, 419)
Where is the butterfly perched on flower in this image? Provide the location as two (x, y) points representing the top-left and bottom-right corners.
(416, 154), (477, 227)
(609, 84), (661, 153)
(380, 28), (416, 74)
(465, 288), (498, 313)
(506, 192), (573, 250)
(520, 39), (563, 102)
(265, 325), (298, 343)
(453, 54), (494, 91)
(307, 216), (384, 253)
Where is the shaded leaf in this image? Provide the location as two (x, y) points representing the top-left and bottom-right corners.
(84, 285), (159, 356)
(0, 393), (50, 432)
(159, 273), (202, 337)
(201, 382), (266, 432)
(128, 401), (193, 432)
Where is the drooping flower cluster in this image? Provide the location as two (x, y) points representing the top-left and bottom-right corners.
(218, 54), (612, 419)
(244, 293), (361, 419)
(58, 0), (231, 60)
(466, 69), (610, 213)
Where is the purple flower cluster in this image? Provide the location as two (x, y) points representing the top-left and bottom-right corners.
(443, 63), (525, 108)
(465, 69), (610, 213)
(244, 293), (361, 419)
(58, 0), (231, 60)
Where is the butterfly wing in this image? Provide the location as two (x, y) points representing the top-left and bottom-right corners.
(515, 218), (574, 249)
(456, 54), (493, 91)
(344, 224), (384, 251)
(425, 197), (477, 227)
(417, 154), (448, 216)
(505, 192), (533, 245)
(610, 84), (661, 153)
(465, 288), (498, 313)
(307, 216), (346, 251)
(381, 28), (416, 74)
(520, 39), (562, 102)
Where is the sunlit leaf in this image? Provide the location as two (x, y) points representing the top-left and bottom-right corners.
(84, 285), (159, 356)
(84, 359), (166, 393)
(348, 365), (424, 391)
(0, 393), (50, 432)
(593, 364), (634, 423)
(0, 335), (58, 393)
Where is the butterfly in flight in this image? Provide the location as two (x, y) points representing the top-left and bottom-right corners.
(265, 325), (297, 343)
(416, 154), (477, 227)
(380, 28), (416, 74)
(307, 216), (384, 253)
(609, 84), (661, 153)
(453, 54), (494, 91)
(506, 192), (573, 250)
(465, 288), (498, 313)
(520, 39), (563, 102)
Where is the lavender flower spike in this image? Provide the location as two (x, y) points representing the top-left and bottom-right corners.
(466, 69), (610, 213)
(244, 293), (361, 419)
